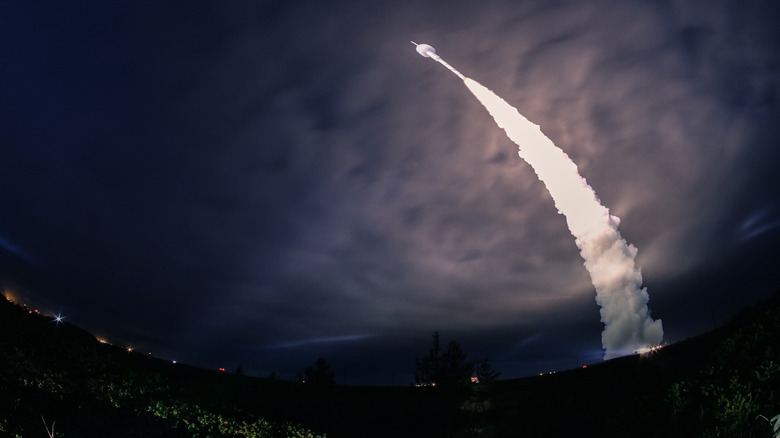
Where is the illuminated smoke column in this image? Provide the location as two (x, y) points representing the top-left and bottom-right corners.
(463, 78), (663, 358)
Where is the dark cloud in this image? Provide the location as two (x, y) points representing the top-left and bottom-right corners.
(1, 0), (779, 384)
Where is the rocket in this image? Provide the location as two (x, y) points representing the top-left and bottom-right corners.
(411, 41), (440, 60)
(411, 41), (466, 80)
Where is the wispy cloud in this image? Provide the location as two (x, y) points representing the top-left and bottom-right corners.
(260, 334), (373, 350)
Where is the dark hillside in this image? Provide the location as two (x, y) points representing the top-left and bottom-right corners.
(479, 289), (780, 437)
(1, 289), (778, 437)
(0, 295), (325, 437)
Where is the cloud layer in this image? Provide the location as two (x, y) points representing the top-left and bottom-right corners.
(1, 0), (778, 383)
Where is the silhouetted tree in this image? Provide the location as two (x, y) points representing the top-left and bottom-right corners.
(415, 331), (474, 388)
(305, 358), (335, 386)
(415, 331), (442, 386)
(474, 357), (500, 383)
(440, 339), (473, 387)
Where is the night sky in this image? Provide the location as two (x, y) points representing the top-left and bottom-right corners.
(2, 0), (779, 386)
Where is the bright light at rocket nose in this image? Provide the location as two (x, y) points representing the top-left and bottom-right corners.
(411, 41), (436, 58)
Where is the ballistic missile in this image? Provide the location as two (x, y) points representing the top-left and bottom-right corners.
(411, 41), (465, 80)
(411, 41), (440, 60)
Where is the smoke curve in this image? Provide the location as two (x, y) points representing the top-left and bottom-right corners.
(463, 78), (663, 358)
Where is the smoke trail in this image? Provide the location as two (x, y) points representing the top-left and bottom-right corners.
(463, 78), (662, 358)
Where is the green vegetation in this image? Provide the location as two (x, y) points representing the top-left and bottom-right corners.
(2, 289), (778, 437)
(664, 292), (780, 437)
(0, 296), (324, 437)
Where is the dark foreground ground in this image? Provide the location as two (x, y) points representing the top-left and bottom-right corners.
(1, 289), (778, 437)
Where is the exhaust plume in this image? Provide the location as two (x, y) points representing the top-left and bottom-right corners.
(463, 78), (663, 358)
